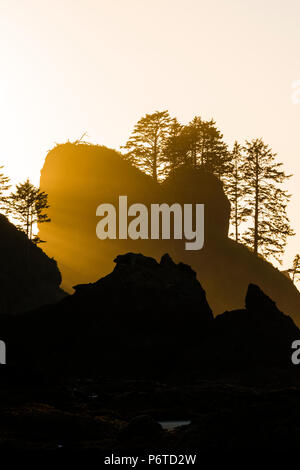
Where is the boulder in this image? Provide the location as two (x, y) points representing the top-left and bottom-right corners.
(119, 415), (162, 440)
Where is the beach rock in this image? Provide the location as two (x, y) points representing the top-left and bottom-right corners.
(119, 415), (162, 440)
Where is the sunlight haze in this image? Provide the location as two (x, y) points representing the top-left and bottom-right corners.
(0, 0), (299, 268)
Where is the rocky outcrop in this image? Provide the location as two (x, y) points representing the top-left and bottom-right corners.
(0, 253), (300, 452)
(2, 252), (212, 377)
(192, 283), (300, 371)
(38, 142), (300, 325)
(73, 252), (213, 332)
(1, 253), (299, 380)
(0, 214), (66, 314)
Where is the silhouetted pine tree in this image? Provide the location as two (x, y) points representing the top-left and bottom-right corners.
(162, 118), (191, 173)
(6, 179), (50, 244)
(177, 116), (229, 178)
(288, 254), (300, 283)
(0, 165), (10, 212)
(241, 138), (294, 262)
(122, 110), (172, 182)
(226, 142), (251, 242)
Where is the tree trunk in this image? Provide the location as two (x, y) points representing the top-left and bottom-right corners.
(153, 134), (158, 182)
(235, 178), (238, 242)
(254, 149), (259, 255)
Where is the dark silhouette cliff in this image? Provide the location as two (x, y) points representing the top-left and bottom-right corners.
(0, 214), (66, 314)
(38, 142), (300, 325)
(0, 253), (299, 380)
(191, 283), (300, 372)
(0, 253), (300, 379)
(0, 253), (213, 377)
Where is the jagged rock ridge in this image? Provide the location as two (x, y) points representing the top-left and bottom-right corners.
(0, 253), (298, 379)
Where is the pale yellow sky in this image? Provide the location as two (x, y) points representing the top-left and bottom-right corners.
(0, 0), (299, 268)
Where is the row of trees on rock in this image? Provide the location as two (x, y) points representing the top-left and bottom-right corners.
(122, 110), (294, 263)
(226, 140), (294, 261)
(0, 167), (50, 244)
(122, 111), (229, 181)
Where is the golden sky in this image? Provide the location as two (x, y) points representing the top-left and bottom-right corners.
(0, 0), (299, 268)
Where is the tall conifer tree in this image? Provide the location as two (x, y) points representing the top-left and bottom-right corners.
(226, 142), (251, 242)
(241, 138), (294, 261)
(122, 110), (172, 182)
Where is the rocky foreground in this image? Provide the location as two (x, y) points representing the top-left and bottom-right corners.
(0, 252), (300, 451)
(1, 374), (300, 452)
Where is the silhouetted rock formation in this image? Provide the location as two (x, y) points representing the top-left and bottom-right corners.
(193, 284), (299, 371)
(2, 253), (212, 377)
(1, 253), (299, 380)
(73, 252), (213, 332)
(162, 166), (231, 240)
(0, 253), (300, 452)
(0, 214), (66, 314)
(38, 143), (300, 325)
